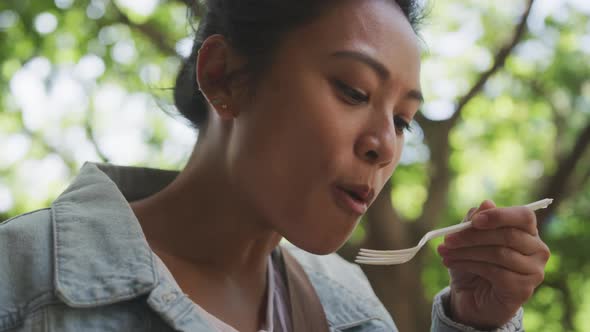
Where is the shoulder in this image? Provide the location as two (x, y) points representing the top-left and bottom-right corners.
(0, 209), (59, 328)
(0, 208), (55, 285)
(281, 243), (396, 331)
(0, 208), (54, 266)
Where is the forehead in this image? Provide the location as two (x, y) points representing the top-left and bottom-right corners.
(284, 0), (421, 87)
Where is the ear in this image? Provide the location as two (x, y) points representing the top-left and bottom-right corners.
(196, 34), (243, 120)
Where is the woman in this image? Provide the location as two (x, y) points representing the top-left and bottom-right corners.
(0, 0), (550, 331)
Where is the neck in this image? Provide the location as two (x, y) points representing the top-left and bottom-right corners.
(130, 119), (280, 332)
(131, 141), (282, 282)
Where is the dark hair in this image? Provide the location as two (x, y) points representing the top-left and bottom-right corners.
(174, 0), (423, 129)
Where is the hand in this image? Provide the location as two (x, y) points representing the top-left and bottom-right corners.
(437, 200), (551, 329)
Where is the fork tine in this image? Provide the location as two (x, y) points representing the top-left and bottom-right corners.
(355, 257), (398, 263)
(354, 257), (411, 265)
(358, 249), (415, 257)
(355, 261), (396, 265)
(355, 252), (416, 261)
(355, 255), (410, 261)
(359, 248), (417, 254)
(355, 261), (399, 265)
(355, 255), (405, 260)
(355, 253), (412, 260)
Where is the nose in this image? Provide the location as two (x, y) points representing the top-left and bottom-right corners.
(354, 121), (397, 168)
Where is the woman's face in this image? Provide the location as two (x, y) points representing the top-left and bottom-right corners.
(228, 0), (422, 254)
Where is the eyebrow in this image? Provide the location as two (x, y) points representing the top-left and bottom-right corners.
(330, 50), (424, 104)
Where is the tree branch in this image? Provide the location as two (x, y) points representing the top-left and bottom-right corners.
(0, 213), (10, 223)
(85, 107), (110, 163)
(17, 113), (78, 173)
(415, 120), (454, 232)
(416, 0), (535, 231)
(509, 75), (589, 230)
(541, 279), (575, 330)
(173, 0), (196, 9)
(561, 136), (590, 201)
(537, 121), (590, 229)
(516, 77), (569, 149)
(114, 6), (177, 56)
(448, 0), (535, 126)
(364, 181), (414, 250)
(578, 161), (590, 189)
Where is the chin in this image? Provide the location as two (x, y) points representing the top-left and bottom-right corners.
(278, 209), (361, 255)
(287, 229), (352, 256)
(293, 241), (344, 256)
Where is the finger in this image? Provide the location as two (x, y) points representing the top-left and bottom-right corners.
(439, 245), (543, 275)
(476, 199), (497, 212)
(442, 227), (540, 255)
(463, 200), (497, 222)
(461, 207), (478, 223)
(443, 260), (543, 301)
(471, 206), (538, 235)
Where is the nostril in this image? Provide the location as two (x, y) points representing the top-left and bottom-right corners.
(365, 150), (378, 161)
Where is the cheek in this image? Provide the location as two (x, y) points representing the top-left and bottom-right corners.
(228, 98), (328, 210)
(376, 138), (403, 189)
(227, 78), (358, 249)
(235, 72), (346, 186)
(231, 133), (352, 254)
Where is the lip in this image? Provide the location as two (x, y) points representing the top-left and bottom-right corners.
(338, 183), (375, 204)
(331, 184), (374, 215)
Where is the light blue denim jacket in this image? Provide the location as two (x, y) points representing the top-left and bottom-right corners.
(0, 163), (524, 331)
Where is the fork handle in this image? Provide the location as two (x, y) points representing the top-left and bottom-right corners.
(433, 198), (553, 239)
(429, 221), (473, 239)
(525, 198), (554, 211)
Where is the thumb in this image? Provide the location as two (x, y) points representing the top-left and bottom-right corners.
(462, 207), (478, 223)
(464, 200), (496, 222)
(478, 199), (497, 211)
(468, 199), (496, 222)
(468, 199), (496, 220)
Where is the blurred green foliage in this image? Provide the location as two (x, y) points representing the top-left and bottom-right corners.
(1, 0), (589, 330)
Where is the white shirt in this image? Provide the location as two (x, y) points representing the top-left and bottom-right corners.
(155, 253), (292, 332)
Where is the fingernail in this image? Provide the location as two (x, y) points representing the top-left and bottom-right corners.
(465, 207), (477, 221)
(473, 213), (488, 226)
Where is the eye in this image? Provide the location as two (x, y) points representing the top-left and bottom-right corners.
(393, 116), (412, 135)
(332, 79), (369, 105)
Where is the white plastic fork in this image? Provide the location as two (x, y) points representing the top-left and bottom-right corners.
(354, 198), (554, 265)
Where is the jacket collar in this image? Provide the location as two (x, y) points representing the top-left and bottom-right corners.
(51, 162), (179, 307)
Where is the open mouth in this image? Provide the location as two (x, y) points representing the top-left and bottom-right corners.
(332, 186), (370, 215)
(332, 183), (374, 215)
(344, 189), (365, 203)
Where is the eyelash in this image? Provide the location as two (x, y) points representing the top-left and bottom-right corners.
(333, 79), (369, 105)
(333, 79), (412, 134)
(394, 117), (412, 135)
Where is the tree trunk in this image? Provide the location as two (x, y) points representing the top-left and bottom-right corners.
(353, 182), (433, 331)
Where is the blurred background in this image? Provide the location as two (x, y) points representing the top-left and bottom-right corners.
(0, 0), (588, 330)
